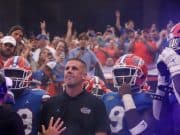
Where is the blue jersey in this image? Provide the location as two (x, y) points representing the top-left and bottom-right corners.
(12, 89), (46, 135)
(102, 92), (152, 135)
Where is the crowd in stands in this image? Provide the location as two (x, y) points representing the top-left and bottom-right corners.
(0, 10), (174, 95)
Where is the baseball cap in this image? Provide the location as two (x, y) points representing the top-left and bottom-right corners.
(1, 36), (16, 46)
(36, 34), (49, 40)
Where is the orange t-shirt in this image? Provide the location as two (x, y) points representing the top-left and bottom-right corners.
(132, 40), (157, 65)
(94, 47), (107, 65)
(103, 47), (117, 62)
(94, 47), (117, 65)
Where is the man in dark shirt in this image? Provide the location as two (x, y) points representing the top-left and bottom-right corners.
(40, 58), (109, 135)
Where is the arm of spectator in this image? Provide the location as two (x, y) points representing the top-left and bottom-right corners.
(115, 10), (121, 31)
(65, 20), (73, 44)
(72, 30), (78, 40)
(40, 20), (47, 35)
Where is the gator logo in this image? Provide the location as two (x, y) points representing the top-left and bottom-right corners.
(80, 107), (91, 114)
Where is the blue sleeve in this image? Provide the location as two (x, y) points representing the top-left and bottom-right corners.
(135, 93), (152, 112)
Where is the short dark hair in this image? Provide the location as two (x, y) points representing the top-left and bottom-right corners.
(9, 25), (24, 35)
(67, 58), (87, 72)
(78, 32), (89, 40)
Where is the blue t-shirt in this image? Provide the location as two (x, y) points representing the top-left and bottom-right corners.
(101, 91), (152, 135)
(69, 47), (99, 74)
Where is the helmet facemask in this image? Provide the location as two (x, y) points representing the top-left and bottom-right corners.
(113, 66), (143, 89)
(4, 68), (32, 90)
(113, 54), (147, 90)
(168, 38), (180, 54)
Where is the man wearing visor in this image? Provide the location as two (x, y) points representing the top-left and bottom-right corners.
(101, 53), (155, 135)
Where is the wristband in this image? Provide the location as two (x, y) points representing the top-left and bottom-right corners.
(149, 92), (164, 101)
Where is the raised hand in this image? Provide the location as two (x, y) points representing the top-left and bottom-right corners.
(67, 20), (73, 29)
(40, 20), (46, 31)
(40, 20), (47, 35)
(115, 10), (120, 17)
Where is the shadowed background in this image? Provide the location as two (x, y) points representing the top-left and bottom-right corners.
(0, 0), (179, 37)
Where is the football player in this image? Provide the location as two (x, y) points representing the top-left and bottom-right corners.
(0, 72), (25, 135)
(153, 23), (180, 135)
(3, 56), (50, 135)
(102, 54), (155, 135)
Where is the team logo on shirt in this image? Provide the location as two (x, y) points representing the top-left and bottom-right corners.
(80, 107), (91, 114)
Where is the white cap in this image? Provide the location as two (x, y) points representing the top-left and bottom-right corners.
(46, 61), (57, 70)
(1, 36), (16, 46)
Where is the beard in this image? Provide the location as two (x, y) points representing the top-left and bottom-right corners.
(0, 50), (13, 58)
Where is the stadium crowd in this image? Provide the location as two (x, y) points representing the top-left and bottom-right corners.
(0, 10), (179, 135)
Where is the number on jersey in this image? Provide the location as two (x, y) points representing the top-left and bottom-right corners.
(109, 106), (125, 133)
(17, 108), (33, 135)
